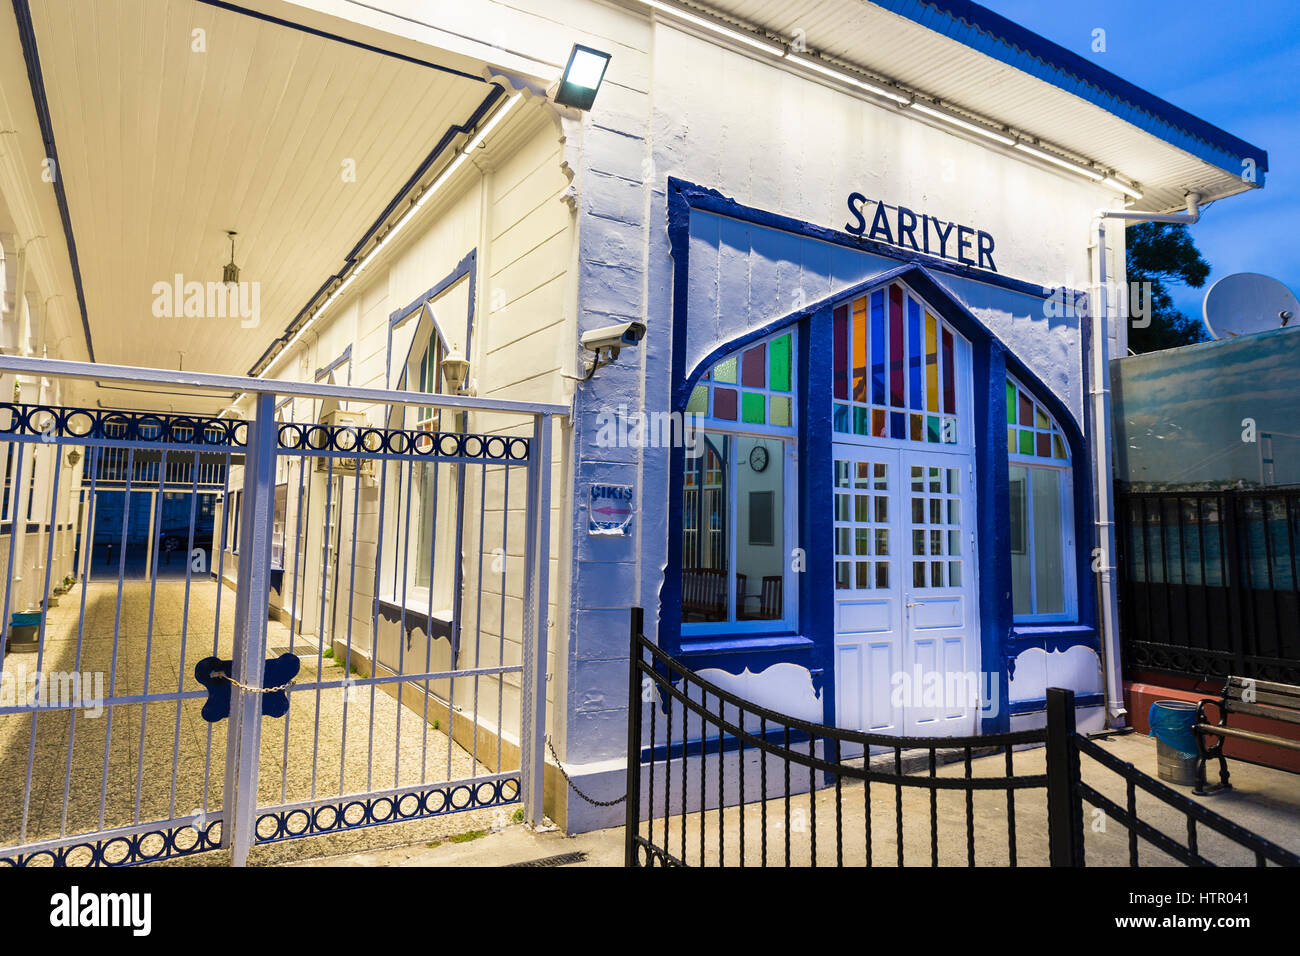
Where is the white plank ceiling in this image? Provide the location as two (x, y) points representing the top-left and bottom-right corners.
(28, 0), (491, 385)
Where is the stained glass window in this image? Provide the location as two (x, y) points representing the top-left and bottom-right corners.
(683, 329), (798, 632)
(1006, 377), (1074, 621)
(832, 282), (963, 444)
(691, 330), (797, 433)
(1006, 377), (1069, 461)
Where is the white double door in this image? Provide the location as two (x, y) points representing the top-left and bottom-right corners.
(832, 442), (979, 737)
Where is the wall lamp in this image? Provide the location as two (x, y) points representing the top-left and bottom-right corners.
(553, 44), (611, 110)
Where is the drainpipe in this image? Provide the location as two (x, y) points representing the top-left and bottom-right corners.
(1090, 192), (1201, 728)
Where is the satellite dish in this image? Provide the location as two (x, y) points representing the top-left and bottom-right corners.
(1202, 272), (1299, 340)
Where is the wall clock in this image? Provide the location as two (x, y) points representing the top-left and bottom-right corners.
(749, 444), (769, 473)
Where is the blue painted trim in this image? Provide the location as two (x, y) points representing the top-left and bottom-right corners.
(385, 249), (478, 391)
(872, 0), (1266, 178)
(254, 777), (519, 846)
(1006, 624), (1100, 681)
(1009, 692), (1105, 716)
(673, 178), (1072, 302)
(643, 724), (813, 764)
(314, 345), (353, 384)
(9, 0), (95, 361)
(247, 85), (498, 376)
(662, 179), (1099, 735)
(679, 634), (816, 657)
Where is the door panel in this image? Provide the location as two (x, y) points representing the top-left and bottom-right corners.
(833, 443), (978, 737)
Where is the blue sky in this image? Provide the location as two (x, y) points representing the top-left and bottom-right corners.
(981, 0), (1299, 326)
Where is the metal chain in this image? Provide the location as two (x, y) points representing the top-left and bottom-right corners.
(210, 670), (296, 694)
(546, 736), (625, 807)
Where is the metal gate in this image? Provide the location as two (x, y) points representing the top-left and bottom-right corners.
(0, 356), (559, 866)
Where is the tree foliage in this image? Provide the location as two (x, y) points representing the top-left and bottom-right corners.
(1125, 221), (1212, 353)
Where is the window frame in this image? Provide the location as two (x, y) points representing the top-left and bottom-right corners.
(680, 328), (800, 636)
(1006, 376), (1077, 623)
(379, 310), (458, 617)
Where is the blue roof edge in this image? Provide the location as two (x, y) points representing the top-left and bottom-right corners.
(878, 0), (1269, 178)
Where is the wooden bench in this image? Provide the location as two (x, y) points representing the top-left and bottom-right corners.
(1194, 676), (1300, 795)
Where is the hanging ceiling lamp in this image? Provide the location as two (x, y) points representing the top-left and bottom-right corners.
(223, 231), (240, 285)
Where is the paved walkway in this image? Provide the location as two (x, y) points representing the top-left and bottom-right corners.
(0, 579), (505, 864)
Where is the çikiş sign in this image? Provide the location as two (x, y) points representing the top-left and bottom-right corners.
(845, 194), (997, 273)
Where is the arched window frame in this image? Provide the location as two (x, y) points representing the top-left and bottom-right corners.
(1006, 375), (1077, 622)
(681, 327), (799, 635)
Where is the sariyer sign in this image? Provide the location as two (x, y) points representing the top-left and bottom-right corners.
(846, 194), (997, 273)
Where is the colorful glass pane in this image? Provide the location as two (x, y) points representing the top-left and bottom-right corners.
(854, 296), (868, 402)
(889, 285), (904, 407)
(713, 387), (737, 420)
(741, 391), (765, 424)
(925, 311), (939, 413)
(770, 334), (792, 392)
(870, 291), (886, 405)
(741, 343), (766, 387)
(942, 327), (955, 415)
(686, 386), (707, 414)
(1006, 380), (1017, 423)
(714, 357), (737, 384)
(833, 305), (848, 401)
(770, 396), (792, 427)
(908, 298), (923, 410)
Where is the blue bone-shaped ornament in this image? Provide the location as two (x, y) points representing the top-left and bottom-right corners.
(195, 653), (301, 722)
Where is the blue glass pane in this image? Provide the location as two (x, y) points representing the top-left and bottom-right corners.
(908, 297), (922, 410)
(870, 291), (886, 406)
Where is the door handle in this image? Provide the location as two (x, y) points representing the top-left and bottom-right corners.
(906, 601), (921, 609)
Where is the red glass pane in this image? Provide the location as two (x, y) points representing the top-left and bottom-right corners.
(1019, 392), (1034, 429)
(1037, 432), (1051, 457)
(833, 305), (848, 401)
(713, 387), (737, 420)
(742, 343), (766, 387)
(941, 327), (955, 415)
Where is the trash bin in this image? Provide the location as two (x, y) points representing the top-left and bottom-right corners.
(5, 611), (42, 654)
(1148, 700), (1199, 786)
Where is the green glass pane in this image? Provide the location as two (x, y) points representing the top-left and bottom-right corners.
(686, 386), (707, 414)
(1006, 380), (1017, 423)
(854, 406), (869, 435)
(1018, 429), (1034, 455)
(714, 356), (738, 384)
(770, 396), (792, 427)
(742, 392), (766, 424)
(769, 334), (792, 392)
(1053, 434), (1067, 459)
(927, 415), (940, 442)
(1007, 427), (1015, 450)
(1035, 405), (1049, 429)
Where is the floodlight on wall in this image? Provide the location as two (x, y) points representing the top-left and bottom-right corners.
(553, 44), (611, 110)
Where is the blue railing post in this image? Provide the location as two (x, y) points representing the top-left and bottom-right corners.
(1045, 686), (1084, 867)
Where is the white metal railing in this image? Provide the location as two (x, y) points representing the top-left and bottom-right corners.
(0, 355), (560, 866)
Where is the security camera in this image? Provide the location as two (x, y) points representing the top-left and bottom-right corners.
(581, 321), (646, 354)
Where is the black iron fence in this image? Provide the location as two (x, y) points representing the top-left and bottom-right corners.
(1117, 488), (1300, 685)
(625, 609), (1300, 867)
